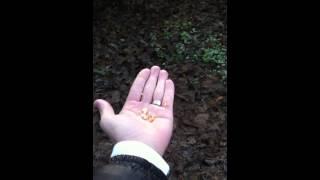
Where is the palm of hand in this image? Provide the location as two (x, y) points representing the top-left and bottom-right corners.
(95, 66), (175, 155)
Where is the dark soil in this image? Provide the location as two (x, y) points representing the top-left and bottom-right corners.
(93, 0), (227, 179)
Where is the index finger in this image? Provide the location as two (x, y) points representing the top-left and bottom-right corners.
(126, 68), (150, 101)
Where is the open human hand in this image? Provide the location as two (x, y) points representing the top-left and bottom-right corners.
(94, 66), (175, 156)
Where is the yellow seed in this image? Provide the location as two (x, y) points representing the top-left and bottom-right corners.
(142, 108), (148, 113)
(141, 114), (148, 120)
(148, 115), (156, 122)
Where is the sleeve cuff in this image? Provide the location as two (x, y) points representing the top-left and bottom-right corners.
(110, 141), (170, 176)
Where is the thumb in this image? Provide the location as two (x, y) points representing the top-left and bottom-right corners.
(94, 99), (115, 118)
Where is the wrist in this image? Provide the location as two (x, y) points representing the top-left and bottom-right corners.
(110, 140), (170, 175)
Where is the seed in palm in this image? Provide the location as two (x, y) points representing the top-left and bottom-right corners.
(139, 108), (155, 123)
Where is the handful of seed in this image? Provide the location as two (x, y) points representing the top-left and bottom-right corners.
(139, 108), (156, 123)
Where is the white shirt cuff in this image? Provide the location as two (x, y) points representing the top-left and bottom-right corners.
(110, 141), (170, 175)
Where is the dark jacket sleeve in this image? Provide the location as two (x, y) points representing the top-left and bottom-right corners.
(93, 155), (168, 180)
